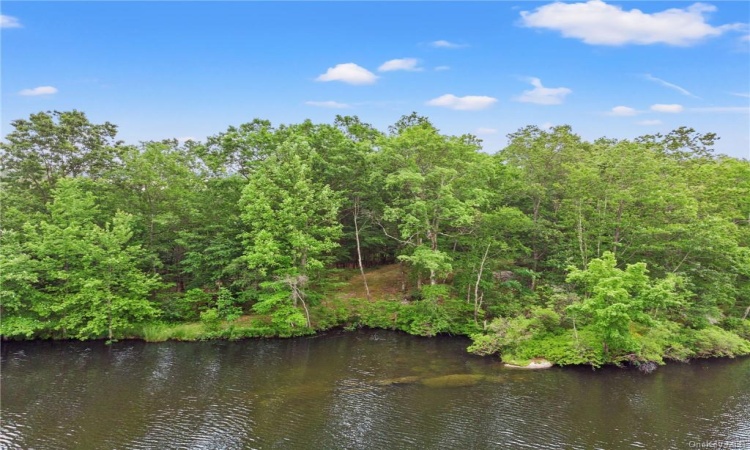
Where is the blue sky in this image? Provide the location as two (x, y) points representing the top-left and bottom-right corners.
(2, 1), (749, 159)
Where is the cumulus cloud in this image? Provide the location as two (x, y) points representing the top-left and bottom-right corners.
(651, 103), (684, 113)
(608, 106), (638, 116)
(643, 74), (698, 98)
(1, 15), (22, 28)
(476, 127), (498, 135)
(316, 63), (377, 85)
(515, 78), (571, 105)
(305, 100), (351, 109)
(637, 120), (662, 126)
(19, 86), (58, 96)
(430, 40), (467, 49)
(520, 1), (744, 46)
(426, 94), (497, 111)
(378, 58), (422, 72)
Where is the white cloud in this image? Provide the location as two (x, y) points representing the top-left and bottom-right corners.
(476, 127), (498, 135)
(643, 74), (698, 98)
(730, 92), (750, 98)
(434, 66), (451, 71)
(316, 63), (377, 85)
(637, 120), (662, 126)
(515, 78), (571, 105)
(430, 40), (467, 49)
(378, 58), (422, 72)
(1, 15), (22, 28)
(426, 94), (497, 111)
(19, 86), (58, 96)
(520, 1), (744, 46)
(608, 106), (638, 116)
(651, 103), (684, 113)
(305, 100), (351, 109)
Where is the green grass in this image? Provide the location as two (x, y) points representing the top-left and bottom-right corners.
(141, 322), (207, 342)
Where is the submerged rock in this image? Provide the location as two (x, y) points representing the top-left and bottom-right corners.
(374, 376), (422, 386)
(421, 374), (485, 388)
(504, 359), (553, 370)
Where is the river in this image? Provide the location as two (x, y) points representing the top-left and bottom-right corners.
(2, 329), (749, 449)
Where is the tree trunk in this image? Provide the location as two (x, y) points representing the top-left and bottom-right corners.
(613, 200), (624, 257)
(577, 199), (587, 268)
(531, 197), (541, 291)
(353, 198), (371, 301)
(473, 243), (491, 324)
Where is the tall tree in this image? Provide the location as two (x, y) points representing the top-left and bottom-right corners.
(4, 179), (161, 340)
(377, 116), (490, 286)
(0, 110), (122, 220)
(240, 138), (342, 327)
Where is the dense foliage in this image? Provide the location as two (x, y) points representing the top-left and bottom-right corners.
(2, 110), (749, 366)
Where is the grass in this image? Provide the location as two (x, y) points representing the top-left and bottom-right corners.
(331, 263), (405, 302)
(141, 322), (207, 342)
(137, 264), (408, 342)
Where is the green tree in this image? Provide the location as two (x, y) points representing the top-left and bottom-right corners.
(240, 138), (342, 328)
(566, 252), (688, 356)
(112, 140), (203, 288)
(0, 110), (123, 229)
(377, 116), (490, 286)
(6, 179), (161, 341)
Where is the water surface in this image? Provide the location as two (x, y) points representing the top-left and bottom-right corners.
(2, 330), (749, 449)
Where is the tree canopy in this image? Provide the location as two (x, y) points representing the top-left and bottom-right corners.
(2, 110), (748, 366)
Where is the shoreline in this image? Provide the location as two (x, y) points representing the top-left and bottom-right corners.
(4, 324), (749, 371)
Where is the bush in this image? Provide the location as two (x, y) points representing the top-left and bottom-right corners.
(200, 308), (221, 332)
(508, 328), (605, 367)
(467, 333), (502, 356)
(216, 287), (242, 321)
(684, 326), (750, 358)
(720, 317), (750, 340)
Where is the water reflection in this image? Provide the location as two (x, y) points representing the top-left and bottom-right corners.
(2, 330), (749, 449)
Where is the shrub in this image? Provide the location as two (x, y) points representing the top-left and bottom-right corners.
(200, 308), (221, 332)
(216, 287), (242, 321)
(684, 326), (750, 358)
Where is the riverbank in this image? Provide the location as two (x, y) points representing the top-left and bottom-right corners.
(4, 264), (750, 370)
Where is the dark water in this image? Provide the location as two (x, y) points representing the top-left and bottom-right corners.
(2, 330), (749, 450)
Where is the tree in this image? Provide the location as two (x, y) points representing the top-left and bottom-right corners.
(112, 140), (203, 289)
(6, 179), (161, 341)
(376, 116), (490, 286)
(0, 110), (122, 222)
(566, 252), (688, 356)
(240, 138), (342, 327)
(499, 125), (583, 286)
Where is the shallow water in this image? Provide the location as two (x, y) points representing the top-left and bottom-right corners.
(2, 329), (749, 449)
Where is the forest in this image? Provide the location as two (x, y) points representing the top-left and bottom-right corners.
(1, 110), (749, 368)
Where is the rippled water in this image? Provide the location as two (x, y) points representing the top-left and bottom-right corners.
(2, 329), (749, 449)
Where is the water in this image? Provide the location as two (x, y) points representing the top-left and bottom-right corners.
(2, 329), (749, 449)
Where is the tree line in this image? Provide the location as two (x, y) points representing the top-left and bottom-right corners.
(2, 110), (749, 366)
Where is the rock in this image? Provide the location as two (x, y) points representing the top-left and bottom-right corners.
(504, 359), (553, 370)
(374, 376), (421, 386)
(421, 374), (485, 388)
